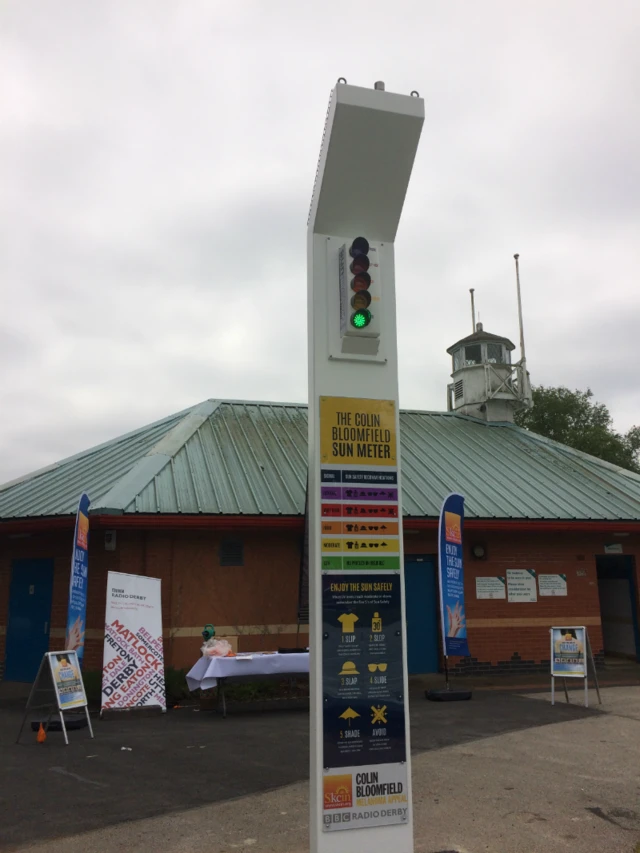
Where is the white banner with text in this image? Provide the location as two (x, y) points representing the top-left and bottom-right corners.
(101, 572), (166, 712)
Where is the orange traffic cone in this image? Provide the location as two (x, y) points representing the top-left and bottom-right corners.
(36, 723), (47, 744)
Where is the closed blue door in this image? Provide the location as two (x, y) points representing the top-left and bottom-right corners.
(5, 559), (54, 682)
(404, 557), (439, 673)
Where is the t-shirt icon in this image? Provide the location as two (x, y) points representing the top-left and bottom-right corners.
(338, 613), (359, 633)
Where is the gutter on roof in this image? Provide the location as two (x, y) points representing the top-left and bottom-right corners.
(0, 512), (304, 536)
(89, 514), (305, 530)
(2, 515), (640, 536)
(0, 517), (76, 534)
(405, 518), (640, 533)
(0, 514), (306, 534)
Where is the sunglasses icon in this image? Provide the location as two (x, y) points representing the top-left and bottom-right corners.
(368, 663), (388, 672)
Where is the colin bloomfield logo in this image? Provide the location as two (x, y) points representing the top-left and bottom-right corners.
(324, 774), (353, 810)
(444, 511), (462, 544)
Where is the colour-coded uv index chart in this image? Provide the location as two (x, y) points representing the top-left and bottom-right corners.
(319, 397), (400, 572)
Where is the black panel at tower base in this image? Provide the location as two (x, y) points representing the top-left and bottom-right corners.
(322, 573), (407, 769)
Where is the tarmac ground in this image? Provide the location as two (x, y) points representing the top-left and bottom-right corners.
(1, 677), (639, 853)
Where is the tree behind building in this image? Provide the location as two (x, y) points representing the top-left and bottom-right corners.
(514, 386), (640, 473)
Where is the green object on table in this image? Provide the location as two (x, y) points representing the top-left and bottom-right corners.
(202, 623), (215, 641)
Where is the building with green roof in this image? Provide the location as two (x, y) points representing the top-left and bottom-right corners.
(2, 333), (639, 682)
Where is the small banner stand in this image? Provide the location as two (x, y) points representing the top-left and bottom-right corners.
(550, 626), (602, 708)
(16, 651), (94, 746)
(65, 492), (91, 666)
(427, 492), (472, 702)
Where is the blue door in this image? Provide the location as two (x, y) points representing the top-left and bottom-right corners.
(404, 557), (439, 673)
(5, 559), (54, 682)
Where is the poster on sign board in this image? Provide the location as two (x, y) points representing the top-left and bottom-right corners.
(49, 650), (88, 711)
(101, 572), (166, 712)
(551, 627), (586, 677)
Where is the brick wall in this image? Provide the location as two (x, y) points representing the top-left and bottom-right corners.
(164, 527), (302, 667)
(405, 527), (639, 674)
(0, 524), (303, 677)
(1, 521), (638, 680)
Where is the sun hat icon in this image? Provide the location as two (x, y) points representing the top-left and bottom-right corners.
(339, 661), (359, 676)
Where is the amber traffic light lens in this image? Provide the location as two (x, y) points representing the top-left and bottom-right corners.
(351, 291), (371, 310)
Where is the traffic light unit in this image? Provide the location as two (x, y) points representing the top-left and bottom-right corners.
(339, 236), (381, 356)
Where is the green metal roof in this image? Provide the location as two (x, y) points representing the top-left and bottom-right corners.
(1, 399), (640, 522)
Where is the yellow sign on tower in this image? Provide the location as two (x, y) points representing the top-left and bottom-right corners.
(320, 397), (397, 466)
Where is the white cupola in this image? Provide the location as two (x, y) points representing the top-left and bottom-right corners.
(446, 322), (532, 423)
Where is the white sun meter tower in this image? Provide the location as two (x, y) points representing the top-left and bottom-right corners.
(307, 81), (424, 853)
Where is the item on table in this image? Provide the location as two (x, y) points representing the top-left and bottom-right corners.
(201, 623), (216, 641)
(201, 637), (233, 657)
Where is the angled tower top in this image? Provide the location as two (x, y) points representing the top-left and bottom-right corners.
(308, 81), (424, 241)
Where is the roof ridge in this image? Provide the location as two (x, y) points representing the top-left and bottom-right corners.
(0, 402), (200, 495)
(90, 401), (221, 514)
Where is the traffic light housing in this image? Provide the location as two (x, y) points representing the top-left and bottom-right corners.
(339, 236), (381, 354)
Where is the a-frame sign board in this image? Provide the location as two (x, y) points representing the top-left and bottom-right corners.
(16, 651), (94, 746)
(550, 626), (602, 708)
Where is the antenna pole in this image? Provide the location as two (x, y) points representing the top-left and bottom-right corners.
(469, 288), (476, 332)
(514, 254), (526, 362)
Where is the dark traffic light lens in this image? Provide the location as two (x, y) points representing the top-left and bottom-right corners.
(349, 237), (370, 258)
(350, 254), (370, 275)
(351, 291), (371, 310)
(351, 309), (372, 329)
(351, 272), (371, 292)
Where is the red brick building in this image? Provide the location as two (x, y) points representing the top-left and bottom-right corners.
(2, 399), (639, 682)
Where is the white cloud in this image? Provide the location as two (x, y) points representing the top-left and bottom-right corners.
(1, 0), (639, 483)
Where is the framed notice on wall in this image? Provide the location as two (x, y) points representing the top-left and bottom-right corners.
(475, 577), (506, 600)
(539, 574), (568, 596)
(506, 569), (537, 602)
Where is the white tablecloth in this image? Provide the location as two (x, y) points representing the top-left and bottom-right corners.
(186, 652), (310, 692)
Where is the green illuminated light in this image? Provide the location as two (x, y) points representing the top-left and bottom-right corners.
(351, 309), (372, 329)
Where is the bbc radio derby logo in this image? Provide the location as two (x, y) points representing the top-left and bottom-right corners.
(324, 775), (353, 810)
(444, 511), (462, 544)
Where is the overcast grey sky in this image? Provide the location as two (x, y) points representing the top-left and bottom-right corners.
(1, 1), (639, 484)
